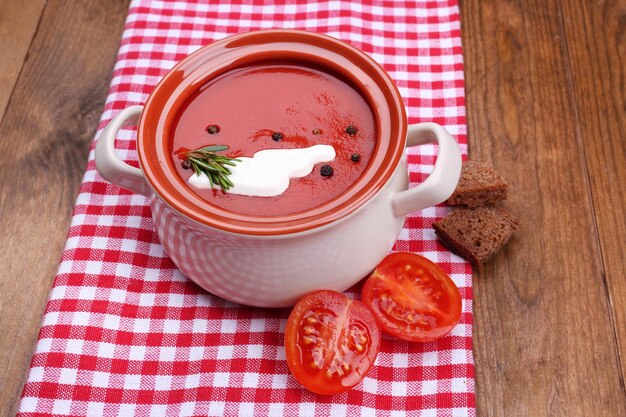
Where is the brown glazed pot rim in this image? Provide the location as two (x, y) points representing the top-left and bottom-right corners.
(137, 30), (406, 236)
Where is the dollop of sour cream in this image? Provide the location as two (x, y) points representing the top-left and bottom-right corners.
(187, 144), (336, 197)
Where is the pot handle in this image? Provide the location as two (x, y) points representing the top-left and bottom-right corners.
(392, 122), (462, 217)
(95, 105), (150, 196)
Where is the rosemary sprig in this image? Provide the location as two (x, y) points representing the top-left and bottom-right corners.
(182, 145), (240, 192)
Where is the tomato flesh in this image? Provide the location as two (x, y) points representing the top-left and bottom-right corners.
(285, 290), (381, 395)
(362, 252), (462, 343)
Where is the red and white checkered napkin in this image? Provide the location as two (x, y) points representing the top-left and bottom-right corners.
(18, 1), (473, 416)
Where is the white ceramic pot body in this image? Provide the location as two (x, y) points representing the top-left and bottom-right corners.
(94, 31), (462, 307)
(149, 163), (406, 307)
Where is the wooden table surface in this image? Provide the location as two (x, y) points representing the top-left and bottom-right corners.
(0, 1), (624, 415)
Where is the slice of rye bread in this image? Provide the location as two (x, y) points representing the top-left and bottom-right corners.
(433, 206), (519, 265)
(447, 160), (508, 207)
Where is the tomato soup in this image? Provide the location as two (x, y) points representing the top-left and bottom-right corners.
(171, 64), (376, 216)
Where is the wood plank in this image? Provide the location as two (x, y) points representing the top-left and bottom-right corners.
(0, 1), (130, 415)
(557, 0), (626, 380)
(0, 0), (46, 120)
(460, 0), (626, 415)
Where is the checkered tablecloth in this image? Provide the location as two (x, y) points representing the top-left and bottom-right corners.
(18, 1), (473, 416)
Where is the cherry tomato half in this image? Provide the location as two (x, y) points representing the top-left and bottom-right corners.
(285, 290), (381, 395)
(362, 252), (462, 343)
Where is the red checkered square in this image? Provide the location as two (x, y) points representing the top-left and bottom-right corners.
(18, 1), (474, 416)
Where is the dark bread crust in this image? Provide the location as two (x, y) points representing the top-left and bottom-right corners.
(433, 207), (519, 265)
(447, 160), (508, 207)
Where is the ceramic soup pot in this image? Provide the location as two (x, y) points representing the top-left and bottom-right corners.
(95, 30), (462, 307)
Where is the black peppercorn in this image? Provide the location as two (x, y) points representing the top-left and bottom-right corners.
(272, 132), (283, 141)
(320, 164), (334, 177)
(181, 159), (192, 169)
(206, 124), (220, 134)
(312, 128), (322, 135)
(351, 153), (361, 162)
(346, 125), (357, 135)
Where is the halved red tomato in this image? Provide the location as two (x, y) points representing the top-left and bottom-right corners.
(285, 290), (381, 395)
(362, 252), (462, 343)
